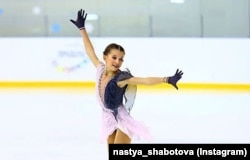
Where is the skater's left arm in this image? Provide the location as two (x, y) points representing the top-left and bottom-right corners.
(118, 77), (167, 86)
(117, 69), (183, 90)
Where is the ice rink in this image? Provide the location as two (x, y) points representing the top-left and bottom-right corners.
(0, 89), (249, 160)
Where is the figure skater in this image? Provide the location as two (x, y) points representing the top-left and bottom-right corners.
(70, 9), (183, 147)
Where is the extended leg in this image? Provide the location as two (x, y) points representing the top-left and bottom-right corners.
(114, 128), (131, 144)
(107, 130), (117, 149)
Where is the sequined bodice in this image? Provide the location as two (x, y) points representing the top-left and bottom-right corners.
(99, 73), (113, 103)
(96, 62), (136, 116)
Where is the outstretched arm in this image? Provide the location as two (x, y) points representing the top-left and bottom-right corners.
(79, 29), (100, 68)
(118, 69), (184, 90)
(70, 9), (100, 68)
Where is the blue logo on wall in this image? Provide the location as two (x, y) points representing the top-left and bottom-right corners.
(52, 48), (89, 73)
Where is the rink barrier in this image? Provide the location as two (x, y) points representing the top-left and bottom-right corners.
(0, 82), (250, 92)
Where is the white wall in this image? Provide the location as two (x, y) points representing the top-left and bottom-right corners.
(0, 38), (249, 83)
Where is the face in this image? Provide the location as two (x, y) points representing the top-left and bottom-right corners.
(103, 49), (124, 72)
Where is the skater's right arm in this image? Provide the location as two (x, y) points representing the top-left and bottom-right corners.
(70, 9), (101, 68)
(79, 29), (100, 68)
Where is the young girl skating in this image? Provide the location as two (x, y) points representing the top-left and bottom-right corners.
(70, 9), (183, 147)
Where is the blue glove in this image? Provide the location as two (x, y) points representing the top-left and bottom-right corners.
(167, 69), (183, 90)
(70, 9), (87, 30)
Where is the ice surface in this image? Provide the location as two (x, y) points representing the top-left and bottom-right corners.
(0, 89), (249, 160)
